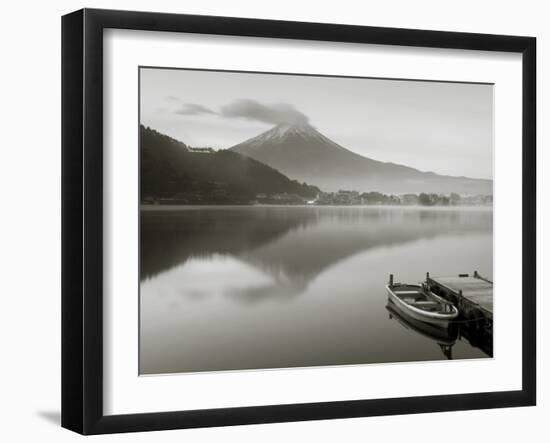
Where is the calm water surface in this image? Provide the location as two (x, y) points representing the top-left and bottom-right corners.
(140, 206), (493, 374)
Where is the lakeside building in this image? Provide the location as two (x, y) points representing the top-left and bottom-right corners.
(317, 190), (361, 205)
(400, 194), (420, 205)
(188, 147), (215, 154)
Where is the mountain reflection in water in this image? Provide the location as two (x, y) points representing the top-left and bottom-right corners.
(140, 206), (493, 374)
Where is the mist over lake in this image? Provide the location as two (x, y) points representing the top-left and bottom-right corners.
(139, 206), (492, 374)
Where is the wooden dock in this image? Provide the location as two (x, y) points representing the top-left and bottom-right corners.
(426, 272), (493, 327)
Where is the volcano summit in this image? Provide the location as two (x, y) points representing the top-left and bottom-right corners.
(230, 123), (492, 195)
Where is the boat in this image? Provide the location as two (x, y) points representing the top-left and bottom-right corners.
(386, 274), (458, 325)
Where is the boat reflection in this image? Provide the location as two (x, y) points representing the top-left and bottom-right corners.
(386, 300), (459, 359)
(386, 299), (493, 359)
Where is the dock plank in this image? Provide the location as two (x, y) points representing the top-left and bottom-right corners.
(429, 276), (493, 314)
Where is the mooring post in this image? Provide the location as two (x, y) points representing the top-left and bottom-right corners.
(426, 272), (430, 282)
(389, 274), (394, 286)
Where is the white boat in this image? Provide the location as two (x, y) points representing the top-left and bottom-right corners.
(386, 280), (458, 326)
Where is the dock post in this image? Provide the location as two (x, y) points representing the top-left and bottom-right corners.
(389, 274), (394, 286)
(426, 272), (430, 282)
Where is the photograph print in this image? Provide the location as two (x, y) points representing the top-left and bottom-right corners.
(139, 67), (494, 375)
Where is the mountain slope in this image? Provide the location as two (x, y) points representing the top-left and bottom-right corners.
(140, 125), (320, 202)
(230, 123), (492, 195)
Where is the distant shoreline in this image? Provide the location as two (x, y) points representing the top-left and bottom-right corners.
(140, 204), (493, 212)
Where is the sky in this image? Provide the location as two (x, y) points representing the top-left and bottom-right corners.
(140, 67), (493, 180)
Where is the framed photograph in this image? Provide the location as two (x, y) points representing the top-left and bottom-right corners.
(62, 8), (536, 434)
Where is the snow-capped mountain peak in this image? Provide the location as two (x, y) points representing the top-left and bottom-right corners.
(236, 123), (346, 151)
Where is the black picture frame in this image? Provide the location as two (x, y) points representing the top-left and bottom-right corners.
(62, 8), (536, 435)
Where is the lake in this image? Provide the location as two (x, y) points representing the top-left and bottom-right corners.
(140, 205), (493, 375)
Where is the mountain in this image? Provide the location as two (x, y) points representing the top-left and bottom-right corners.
(230, 123), (492, 195)
(140, 125), (320, 202)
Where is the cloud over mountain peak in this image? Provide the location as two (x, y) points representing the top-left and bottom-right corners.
(220, 100), (310, 125)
